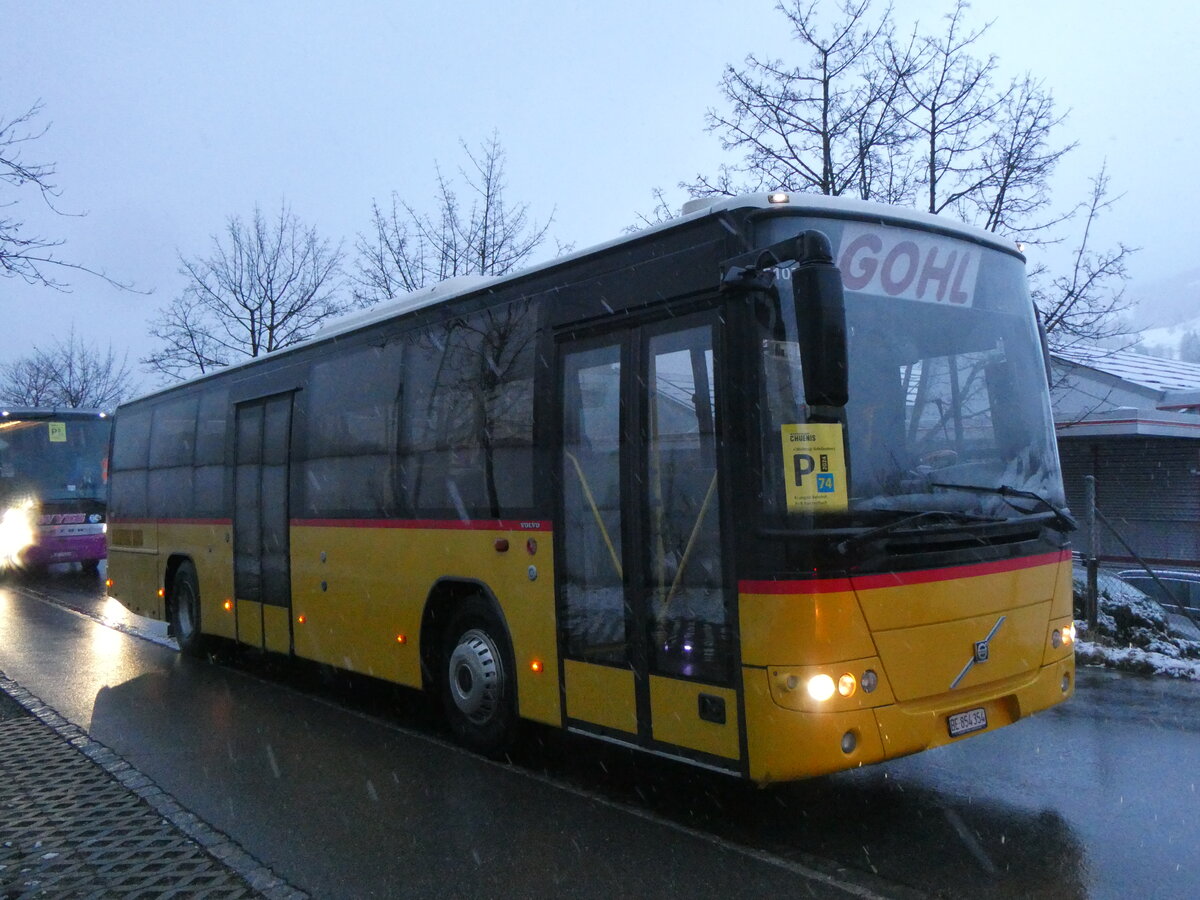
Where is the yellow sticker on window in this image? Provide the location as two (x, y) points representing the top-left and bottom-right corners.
(780, 423), (847, 513)
(48, 422), (67, 443)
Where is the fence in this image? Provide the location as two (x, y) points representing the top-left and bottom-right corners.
(1080, 474), (1200, 634)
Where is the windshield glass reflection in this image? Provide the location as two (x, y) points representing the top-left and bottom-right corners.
(757, 216), (1064, 525)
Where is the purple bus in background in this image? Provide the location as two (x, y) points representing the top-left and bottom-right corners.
(0, 408), (112, 573)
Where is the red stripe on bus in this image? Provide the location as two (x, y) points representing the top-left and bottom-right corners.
(108, 516), (550, 531)
(290, 518), (553, 532)
(739, 549), (1071, 595)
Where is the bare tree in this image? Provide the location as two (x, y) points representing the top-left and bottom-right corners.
(353, 134), (553, 305)
(1, 97), (131, 291)
(0, 353), (56, 406)
(884, 0), (1010, 217)
(1036, 165), (1136, 350)
(969, 74), (1074, 236)
(627, 187), (681, 231)
(0, 327), (134, 408)
(144, 202), (345, 380)
(677, 0), (1131, 347)
(686, 0), (904, 200)
(687, 0), (1072, 232)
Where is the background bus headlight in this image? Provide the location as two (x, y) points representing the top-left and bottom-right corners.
(0, 501), (36, 567)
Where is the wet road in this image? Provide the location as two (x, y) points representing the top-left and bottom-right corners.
(2, 568), (1198, 899)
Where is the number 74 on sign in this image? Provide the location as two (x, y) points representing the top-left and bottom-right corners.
(780, 423), (848, 513)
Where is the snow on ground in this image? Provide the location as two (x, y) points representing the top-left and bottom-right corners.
(1072, 567), (1200, 681)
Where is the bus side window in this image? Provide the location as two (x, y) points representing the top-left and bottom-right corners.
(399, 302), (536, 520)
(194, 388), (229, 517)
(301, 343), (404, 518)
(148, 396), (199, 518)
(110, 406), (153, 521)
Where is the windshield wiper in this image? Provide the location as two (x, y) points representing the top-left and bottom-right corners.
(929, 482), (1077, 533)
(835, 509), (998, 556)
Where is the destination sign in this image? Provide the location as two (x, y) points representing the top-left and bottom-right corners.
(836, 223), (980, 307)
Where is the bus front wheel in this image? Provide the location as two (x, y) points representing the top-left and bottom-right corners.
(171, 561), (207, 657)
(441, 597), (518, 757)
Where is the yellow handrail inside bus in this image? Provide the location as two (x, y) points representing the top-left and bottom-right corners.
(659, 469), (718, 616)
(564, 450), (623, 581)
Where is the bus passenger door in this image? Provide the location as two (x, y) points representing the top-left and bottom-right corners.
(558, 339), (636, 735)
(233, 393), (294, 654)
(557, 313), (741, 769)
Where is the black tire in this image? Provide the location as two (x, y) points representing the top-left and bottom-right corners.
(81, 559), (101, 575)
(441, 596), (518, 756)
(170, 560), (207, 657)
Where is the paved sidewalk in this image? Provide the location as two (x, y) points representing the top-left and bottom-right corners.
(0, 674), (305, 899)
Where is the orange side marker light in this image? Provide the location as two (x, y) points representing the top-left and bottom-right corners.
(396, 634), (407, 645)
(530, 660), (543, 674)
(223, 599), (233, 612)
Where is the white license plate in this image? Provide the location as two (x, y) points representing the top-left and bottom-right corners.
(948, 707), (987, 737)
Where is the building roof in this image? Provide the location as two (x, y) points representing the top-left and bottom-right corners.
(1053, 347), (1200, 394)
(1052, 347), (1200, 438)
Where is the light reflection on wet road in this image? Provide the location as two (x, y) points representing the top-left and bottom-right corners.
(2, 566), (1197, 899)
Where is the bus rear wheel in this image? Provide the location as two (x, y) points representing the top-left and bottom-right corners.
(171, 561), (207, 657)
(441, 597), (517, 757)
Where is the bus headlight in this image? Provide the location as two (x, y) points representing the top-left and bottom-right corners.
(1051, 621), (1076, 650)
(807, 673), (836, 702)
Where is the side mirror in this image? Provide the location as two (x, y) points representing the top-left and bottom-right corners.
(790, 231), (848, 408)
(721, 228), (849, 408)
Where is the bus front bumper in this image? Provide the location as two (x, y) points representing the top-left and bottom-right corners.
(22, 532), (107, 567)
(743, 655), (1075, 785)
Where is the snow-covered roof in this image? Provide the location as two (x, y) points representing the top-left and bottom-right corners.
(1052, 346), (1200, 436)
(678, 192), (1021, 254)
(314, 275), (496, 342)
(1053, 347), (1200, 394)
(311, 192), (1023, 347)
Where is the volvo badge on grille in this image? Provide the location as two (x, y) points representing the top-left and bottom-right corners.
(951, 615), (1006, 689)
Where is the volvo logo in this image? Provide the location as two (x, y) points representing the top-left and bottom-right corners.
(951, 615), (1006, 690)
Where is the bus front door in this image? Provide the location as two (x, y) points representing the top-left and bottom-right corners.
(557, 313), (742, 770)
(232, 393), (294, 654)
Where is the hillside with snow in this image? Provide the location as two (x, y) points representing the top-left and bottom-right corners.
(1125, 267), (1200, 360)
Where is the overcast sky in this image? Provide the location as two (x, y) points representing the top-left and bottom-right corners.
(4, 0), (1198, 391)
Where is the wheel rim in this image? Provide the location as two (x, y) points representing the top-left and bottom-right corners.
(447, 628), (504, 725)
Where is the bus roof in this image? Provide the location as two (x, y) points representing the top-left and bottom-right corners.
(124, 192), (1022, 406)
(0, 407), (111, 420)
(314, 192), (1021, 343)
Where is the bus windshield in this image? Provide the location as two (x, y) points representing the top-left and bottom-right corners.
(757, 216), (1064, 525)
(0, 416), (111, 505)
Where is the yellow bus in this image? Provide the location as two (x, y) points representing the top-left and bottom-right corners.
(106, 193), (1075, 783)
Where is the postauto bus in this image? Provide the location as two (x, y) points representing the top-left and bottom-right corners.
(105, 193), (1075, 783)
